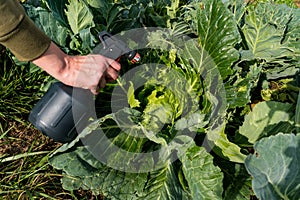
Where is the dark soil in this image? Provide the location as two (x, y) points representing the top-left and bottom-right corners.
(0, 121), (60, 156)
(0, 120), (104, 200)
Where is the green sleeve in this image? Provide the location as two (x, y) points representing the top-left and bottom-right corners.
(0, 0), (51, 61)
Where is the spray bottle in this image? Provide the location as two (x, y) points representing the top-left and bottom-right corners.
(29, 31), (140, 143)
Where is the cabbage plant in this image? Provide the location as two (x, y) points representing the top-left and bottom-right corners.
(22, 0), (300, 199)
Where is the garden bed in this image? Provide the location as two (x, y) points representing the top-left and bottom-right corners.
(1, 0), (300, 199)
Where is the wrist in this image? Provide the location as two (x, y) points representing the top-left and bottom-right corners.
(32, 41), (69, 82)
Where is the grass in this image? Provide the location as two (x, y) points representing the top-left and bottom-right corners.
(0, 47), (103, 199)
(0, 49), (52, 120)
(0, 121), (99, 199)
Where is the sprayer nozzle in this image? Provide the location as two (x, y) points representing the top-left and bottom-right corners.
(130, 52), (141, 64)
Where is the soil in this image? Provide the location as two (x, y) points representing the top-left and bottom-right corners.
(0, 121), (61, 156)
(0, 120), (104, 199)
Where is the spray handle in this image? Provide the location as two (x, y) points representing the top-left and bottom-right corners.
(97, 31), (140, 64)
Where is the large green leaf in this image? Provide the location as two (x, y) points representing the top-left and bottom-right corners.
(51, 148), (190, 199)
(180, 145), (223, 200)
(50, 119), (227, 199)
(45, 0), (69, 27)
(65, 0), (95, 34)
(242, 3), (297, 63)
(142, 162), (191, 200)
(24, 5), (69, 47)
(180, 39), (246, 163)
(185, 0), (249, 108)
(208, 125), (247, 163)
(189, 0), (241, 79)
(49, 108), (195, 199)
(245, 133), (300, 200)
(238, 101), (295, 144)
(50, 146), (149, 197)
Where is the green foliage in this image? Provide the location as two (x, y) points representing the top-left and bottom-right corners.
(18, 0), (300, 199)
(223, 163), (254, 200)
(245, 133), (300, 199)
(45, 0), (69, 27)
(180, 145), (224, 199)
(0, 52), (50, 122)
(24, 4), (69, 48)
(241, 3), (299, 65)
(239, 101), (295, 144)
(65, 0), (94, 35)
(185, 0), (241, 79)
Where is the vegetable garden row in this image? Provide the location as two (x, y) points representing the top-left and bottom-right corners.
(2, 0), (300, 199)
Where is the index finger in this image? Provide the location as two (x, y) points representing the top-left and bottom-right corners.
(107, 58), (121, 71)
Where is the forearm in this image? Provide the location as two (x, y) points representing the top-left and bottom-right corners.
(32, 41), (121, 94)
(32, 41), (69, 83)
(0, 0), (121, 94)
(32, 41), (103, 88)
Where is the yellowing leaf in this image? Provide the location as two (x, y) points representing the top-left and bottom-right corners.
(127, 81), (140, 108)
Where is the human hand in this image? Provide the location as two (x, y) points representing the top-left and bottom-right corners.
(62, 54), (121, 94)
(33, 42), (121, 94)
